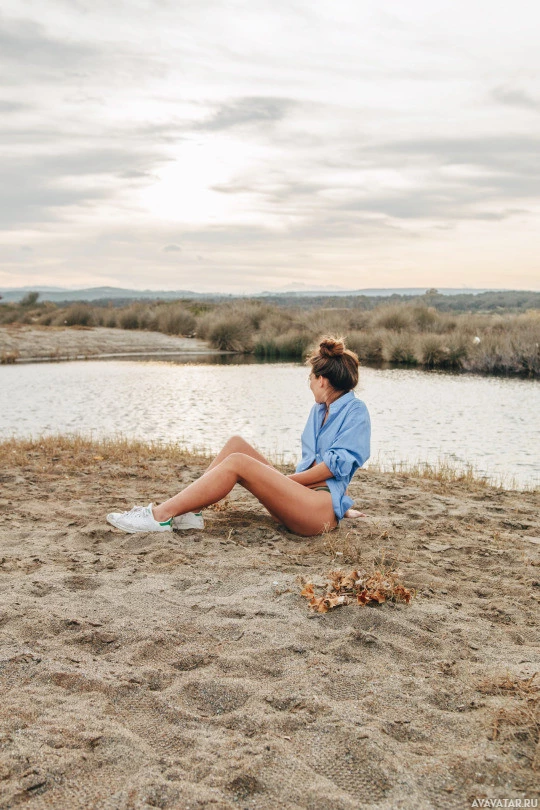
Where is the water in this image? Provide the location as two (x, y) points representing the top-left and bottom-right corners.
(1, 359), (538, 488)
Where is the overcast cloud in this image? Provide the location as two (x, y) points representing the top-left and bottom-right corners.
(1, 0), (539, 292)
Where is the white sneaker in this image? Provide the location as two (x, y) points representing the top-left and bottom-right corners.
(106, 503), (172, 533)
(172, 512), (204, 531)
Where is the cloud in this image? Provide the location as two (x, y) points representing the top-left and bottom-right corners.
(197, 96), (297, 131)
(0, 14), (99, 75)
(0, 143), (171, 228)
(163, 244), (182, 252)
(0, 99), (27, 112)
(492, 86), (540, 111)
(361, 135), (540, 165)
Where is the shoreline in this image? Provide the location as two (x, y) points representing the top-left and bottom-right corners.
(7, 350), (233, 365)
(2, 325), (539, 380)
(0, 325), (224, 364)
(0, 436), (539, 807)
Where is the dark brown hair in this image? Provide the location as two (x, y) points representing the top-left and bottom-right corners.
(308, 335), (359, 392)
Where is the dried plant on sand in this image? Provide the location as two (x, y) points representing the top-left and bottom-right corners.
(299, 568), (415, 613)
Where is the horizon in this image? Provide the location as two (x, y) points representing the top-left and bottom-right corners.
(3, 284), (539, 297)
(1, 0), (539, 293)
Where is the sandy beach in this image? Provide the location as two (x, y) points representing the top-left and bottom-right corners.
(0, 326), (221, 363)
(0, 436), (538, 809)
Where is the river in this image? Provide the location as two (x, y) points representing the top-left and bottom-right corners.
(1, 358), (538, 488)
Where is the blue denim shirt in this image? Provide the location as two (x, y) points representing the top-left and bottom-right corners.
(295, 391), (371, 520)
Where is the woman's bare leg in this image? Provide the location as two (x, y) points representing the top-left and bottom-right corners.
(154, 453), (337, 536)
(181, 435), (277, 516)
(204, 435), (274, 473)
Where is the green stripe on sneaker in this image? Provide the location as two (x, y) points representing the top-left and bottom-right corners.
(159, 518), (173, 526)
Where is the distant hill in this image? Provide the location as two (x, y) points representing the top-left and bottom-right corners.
(0, 285), (514, 304)
(0, 287), (206, 304)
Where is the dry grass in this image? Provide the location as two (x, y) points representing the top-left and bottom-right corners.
(368, 457), (538, 493)
(0, 434), (212, 471)
(477, 674), (540, 770)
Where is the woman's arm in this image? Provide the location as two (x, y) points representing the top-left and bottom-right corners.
(288, 461), (332, 486)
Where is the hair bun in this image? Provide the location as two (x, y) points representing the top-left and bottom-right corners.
(319, 336), (345, 358)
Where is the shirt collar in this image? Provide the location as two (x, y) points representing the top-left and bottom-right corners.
(318, 390), (355, 415)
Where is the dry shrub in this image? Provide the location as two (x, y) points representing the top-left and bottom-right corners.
(207, 315), (253, 352)
(384, 333), (418, 365)
(420, 334), (447, 367)
(260, 310), (297, 335)
(254, 328), (310, 359)
(157, 305), (196, 336)
(0, 307), (19, 325)
(371, 304), (414, 332)
(442, 336), (468, 369)
(229, 301), (272, 330)
(60, 304), (94, 327)
(304, 309), (354, 337)
(103, 310), (118, 328)
(117, 307), (139, 329)
(347, 309), (370, 330)
(347, 330), (385, 363)
(408, 305), (439, 331)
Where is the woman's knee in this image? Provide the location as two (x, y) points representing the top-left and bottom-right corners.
(224, 451), (249, 465)
(223, 452), (254, 476)
(225, 435), (248, 451)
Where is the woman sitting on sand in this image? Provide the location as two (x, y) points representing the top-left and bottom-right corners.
(106, 336), (371, 537)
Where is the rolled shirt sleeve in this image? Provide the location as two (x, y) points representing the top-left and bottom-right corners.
(322, 404), (370, 481)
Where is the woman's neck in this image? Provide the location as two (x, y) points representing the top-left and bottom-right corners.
(324, 389), (344, 410)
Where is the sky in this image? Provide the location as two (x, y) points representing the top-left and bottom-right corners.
(1, 0), (539, 293)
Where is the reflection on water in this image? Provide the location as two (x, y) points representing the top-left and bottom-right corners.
(2, 360), (539, 488)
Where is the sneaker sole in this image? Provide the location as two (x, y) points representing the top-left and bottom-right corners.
(106, 515), (171, 533)
(172, 521), (204, 531)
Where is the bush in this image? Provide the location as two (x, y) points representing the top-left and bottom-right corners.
(372, 305), (413, 332)
(304, 309), (351, 337)
(103, 310), (118, 328)
(420, 335), (447, 367)
(157, 306), (196, 336)
(229, 301), (272, 330)
(208, 316), (253, 352)
(347, 331), (384, 363)
(254, 329), (310, 359)
(194, 311), (217, 340)
(409, 305), (438, 332)
(20, 291), (39, 307)
(444, 337), (469, 369)
(61, 304), (94, 327)
(0, 306), (19, 325)
(38, 312), (55, 326)
(385, 334), (418, 365)
(118, 307), (140, 330)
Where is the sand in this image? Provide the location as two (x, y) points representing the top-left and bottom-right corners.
(0, 326), (221, 362)
(0, 439), (539, 809)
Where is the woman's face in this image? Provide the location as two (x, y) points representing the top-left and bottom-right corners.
(309, 372), (326, 403)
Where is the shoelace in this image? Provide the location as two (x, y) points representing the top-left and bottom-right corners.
(126, 504), (146, 516)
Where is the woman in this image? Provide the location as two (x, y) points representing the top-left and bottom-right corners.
(106, 336), (370, 537)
